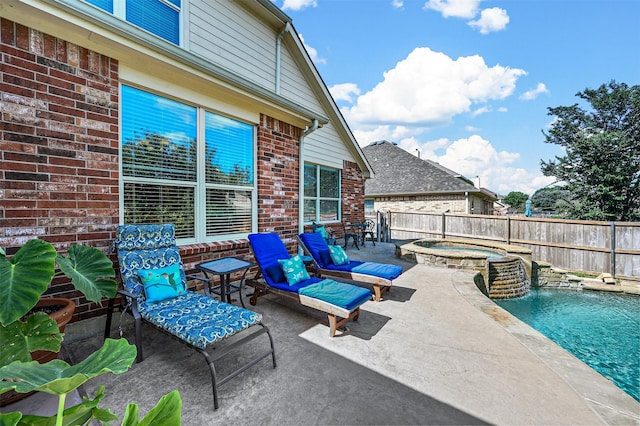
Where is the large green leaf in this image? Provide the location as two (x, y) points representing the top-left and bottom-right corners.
(0, 313), (62, 365)
(0, 339), (136, 396)
(0, 240), (56, 326)
(56, 246), (117, 303)
(0, 411), (22, 426)
(16, 386), (118, 426)
(122, 390), (182, 426)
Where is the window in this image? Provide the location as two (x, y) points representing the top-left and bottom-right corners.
(84, 0), (181, 45)
(121, 85), (255, 241)
(364, 199), (374, 217)
(304, 163), (340, 223)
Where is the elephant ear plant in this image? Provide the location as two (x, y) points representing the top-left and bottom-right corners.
(0, 239), (181, 426)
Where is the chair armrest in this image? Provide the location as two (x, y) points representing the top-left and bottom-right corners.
(117, 288), (137, 299)
(187, 274), (212, 297)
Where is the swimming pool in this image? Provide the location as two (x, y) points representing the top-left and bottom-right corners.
(494, 289), (640, 402)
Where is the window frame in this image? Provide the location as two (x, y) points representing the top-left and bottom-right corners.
(83, 0), (183, 46)
(120, 84), (257, 244)
(303, 163), (341, 225)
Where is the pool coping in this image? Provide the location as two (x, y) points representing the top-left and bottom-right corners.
(451, 271), (640, 425)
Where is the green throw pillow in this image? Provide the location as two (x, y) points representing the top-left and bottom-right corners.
(315, 226), (328, 239)
(278, 254), (310, 286)
(328, 245), (349, 266)
(138, 263), (186, 303)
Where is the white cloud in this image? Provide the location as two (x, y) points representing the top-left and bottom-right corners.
(519, 83), (549, 100)
(497, 107), (508, 112)
(468, 7), (509, 34)
(393, 135), (554, 194)
(471, 106), (491, 117)
(281, 0), (316, 11)
(465, 125), (481, 131)
(342, 47), (526, 127)
(391, 0), (404, 8)
(353, 125), (415, 145)
(329, 83), (361, 103)
(423, 0), (481, 18)
(299, 34), (325, 64)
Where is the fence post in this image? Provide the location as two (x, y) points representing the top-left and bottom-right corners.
(506, 216), (511, 244)
(610, 222), (616, 279)
(441, 212), (446, 239)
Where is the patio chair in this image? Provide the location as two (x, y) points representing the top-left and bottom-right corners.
(247, 232), (372, 336)
(360, 219), (376, 247)
(341, 222), (360, 250)
(103, 224), (276, 409)
(298, 231), (403, 302)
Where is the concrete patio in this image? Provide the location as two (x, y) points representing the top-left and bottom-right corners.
(3, 242), (639, 425)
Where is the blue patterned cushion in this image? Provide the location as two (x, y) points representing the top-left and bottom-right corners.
(115, 224), (184, 299)
(328, 245), (349, 265)
(278, 254), (310, 286)
(138, 292), (262, 349)
(138, 264), (186, 303)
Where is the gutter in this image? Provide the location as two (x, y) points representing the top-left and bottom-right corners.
(298, 119), (320, 235)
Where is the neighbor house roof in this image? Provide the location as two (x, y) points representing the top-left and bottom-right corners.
(362, 141), (497, 199)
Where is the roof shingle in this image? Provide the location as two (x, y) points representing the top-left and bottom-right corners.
(362, 140), (479, 196)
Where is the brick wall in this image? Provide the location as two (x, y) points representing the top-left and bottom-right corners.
(374, 194), (468, 214)
(256, 114), (301, 250)
(1, 17), (120, 250)
(341, 159), (365, 224)
(1, 18), (121, 320)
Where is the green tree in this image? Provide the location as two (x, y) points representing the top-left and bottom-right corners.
(540, 81), (640, 221)
(503, 191), (529, 212)
(531, 187), (569, 212)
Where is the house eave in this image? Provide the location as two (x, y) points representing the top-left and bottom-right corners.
(10, 0), (328, 128)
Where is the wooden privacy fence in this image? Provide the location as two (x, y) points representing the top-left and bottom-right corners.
(378, 211), (640, 281)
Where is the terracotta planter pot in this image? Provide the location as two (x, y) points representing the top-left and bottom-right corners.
(0, 297), (76, 407)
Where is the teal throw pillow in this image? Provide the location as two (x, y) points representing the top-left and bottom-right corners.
(315, 226), (328, 239)
(138, 263), (186, 303)
(278, 254), (310, 286)
(328, 245), (349, 266)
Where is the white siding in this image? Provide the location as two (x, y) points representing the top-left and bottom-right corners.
(305, 124), (357, 169)
(188, 1), (278, 91)
(185, 1), (360, 171)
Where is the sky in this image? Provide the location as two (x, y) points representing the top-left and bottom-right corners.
(272, 0), (640, 196)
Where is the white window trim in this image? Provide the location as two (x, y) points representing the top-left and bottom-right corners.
(119, 84), (257, 244)
(303, 163), (342, 225)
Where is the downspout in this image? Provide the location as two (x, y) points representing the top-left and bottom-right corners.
(275, 22), (291, 94)
(299, 119), (319, 235)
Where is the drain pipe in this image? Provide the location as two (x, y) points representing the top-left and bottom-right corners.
(299, 119), (319, 235)
(275, 22), (292, 94)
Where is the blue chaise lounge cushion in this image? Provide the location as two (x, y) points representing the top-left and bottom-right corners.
(299, 279), (371, 311)
(299, 232), (403, 280)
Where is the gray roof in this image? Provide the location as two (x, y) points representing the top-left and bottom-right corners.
(362, 140), (491, 197)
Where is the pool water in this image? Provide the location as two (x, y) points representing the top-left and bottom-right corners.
(494, 289), (640, 402)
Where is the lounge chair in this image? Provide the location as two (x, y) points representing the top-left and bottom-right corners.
(247, 232), (372, 336)
(104, 224), (276, 409)
(297, 231), (403, 302)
